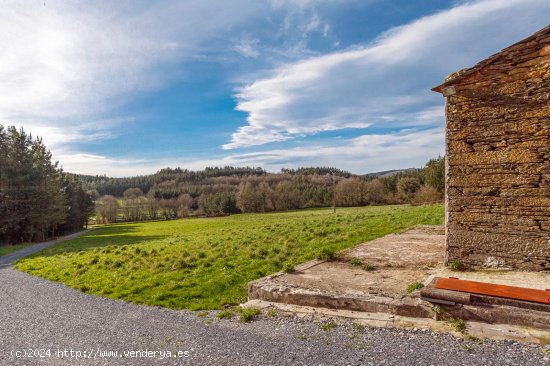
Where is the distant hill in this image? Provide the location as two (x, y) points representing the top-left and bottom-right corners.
(364, 168), (419, 178)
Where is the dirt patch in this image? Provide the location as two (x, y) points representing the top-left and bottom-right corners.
(268, 225), (446, 299)
(339, 225), (445, 269)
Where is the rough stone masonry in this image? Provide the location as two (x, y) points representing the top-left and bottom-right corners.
(433, 25), (550, 271)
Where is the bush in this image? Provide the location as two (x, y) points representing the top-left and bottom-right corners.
(397, 177), (421, 202)
(412, 185), (442, 205)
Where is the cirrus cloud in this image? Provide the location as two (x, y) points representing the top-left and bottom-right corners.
(225, 0), (550, 150)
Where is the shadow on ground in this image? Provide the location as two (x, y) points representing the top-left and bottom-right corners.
(24, 225), (168, 258)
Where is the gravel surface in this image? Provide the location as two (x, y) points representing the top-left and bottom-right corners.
(0, 267), (548, 365)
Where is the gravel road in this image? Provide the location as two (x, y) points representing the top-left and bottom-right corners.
(0, 247), (548, 365)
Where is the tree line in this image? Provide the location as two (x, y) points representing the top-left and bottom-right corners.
(90, 158), (444, 224)
(0, 126), (94, 245)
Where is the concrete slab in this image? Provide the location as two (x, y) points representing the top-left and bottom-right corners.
(247, 225), (550, 341)
(243, 300), (550, 345)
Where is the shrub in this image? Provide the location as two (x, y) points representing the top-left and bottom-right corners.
(407, 281), (424, 293)
(397, 177), (421, 202)
(412, 185), (442, 205)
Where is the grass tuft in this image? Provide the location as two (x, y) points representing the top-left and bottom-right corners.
(362, 263), (375, 271)
(448, 260), (465, 271)
(320, 320), (337, 331)
(317, 247), (336, 261)
(217, 310), (234, 320)
(238, 307), (260, 322)
(406, 281), (425, 293)
(448, 317), (467, 333)
(282, 263), (295, 273)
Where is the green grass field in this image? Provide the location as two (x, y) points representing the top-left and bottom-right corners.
(16, 204), (443, 310)
(0, 243), (33, 257)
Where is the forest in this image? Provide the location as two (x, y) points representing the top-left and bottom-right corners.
(83, 158), (444, 224)
(0, 124), (445, 240)
(0, 126), (93, 245)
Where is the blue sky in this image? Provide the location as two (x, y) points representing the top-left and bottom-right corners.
(2, 0), (549, 176)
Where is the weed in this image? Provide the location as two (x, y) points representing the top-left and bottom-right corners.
(406, 281), (424, 293)
(267, 308), (278, 318)
(197, 311), (209, 317)
(217, 310), (234, 320)
(350, 258), (362, 266)
(352, 322), (365, 331)
(320, 320), (337, 331)
(296, 334), (307, 340)
(449, 260), (464, 271)
(448, 317), (467, 333)
(238, 307), (260, 322)
(362, 263), (376, 271)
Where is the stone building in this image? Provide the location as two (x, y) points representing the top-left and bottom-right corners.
(433, 26), (550, 271)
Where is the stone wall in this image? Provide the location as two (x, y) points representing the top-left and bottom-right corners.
(442, 31), (550, 270)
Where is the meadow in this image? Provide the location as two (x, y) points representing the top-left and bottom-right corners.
(16, 204), (444, 310)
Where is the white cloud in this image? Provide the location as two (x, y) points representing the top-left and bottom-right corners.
(233, 38), (261, 58)
(0, 0), (271, 150)
(61, 128), (443, 176)
(3, 0), (549, 176)
(225, 0), (550, 149)
(225, 128), (445, 173)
